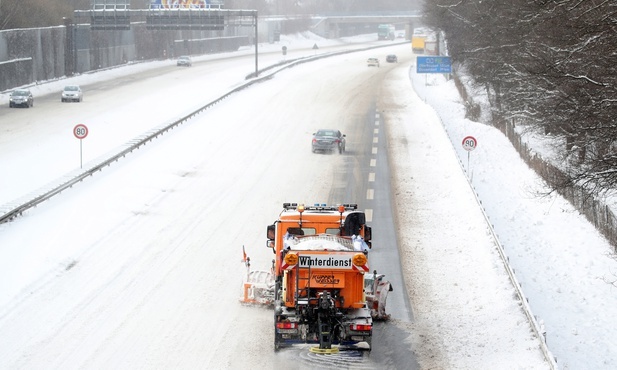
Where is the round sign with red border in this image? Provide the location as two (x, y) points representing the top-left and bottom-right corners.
(73, 124), (88, 139)
(462, 135), (477, 151)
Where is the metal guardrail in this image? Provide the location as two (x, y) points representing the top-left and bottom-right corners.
(0, 40), (558, 368)
(0, 73), (266, 224)
(467, 168), (558, 369)
(426, 90), (559, 369)
(0, 41), (405, 225)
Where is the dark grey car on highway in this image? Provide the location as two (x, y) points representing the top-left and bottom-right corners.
(9, 89), (34, 108)
(311, 129), (346, 154)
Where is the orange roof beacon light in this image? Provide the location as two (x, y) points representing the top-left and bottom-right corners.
(297, 204), (305, 227)
(338, 204), (345, 234)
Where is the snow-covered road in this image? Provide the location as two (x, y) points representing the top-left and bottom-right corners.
(2, 32), (616, 369)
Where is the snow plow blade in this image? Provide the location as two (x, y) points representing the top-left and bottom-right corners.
(239, 249), (275, 306)
(240, 269), (275, 306)
(365, 272), (392, 321)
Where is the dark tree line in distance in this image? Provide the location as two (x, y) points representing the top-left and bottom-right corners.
(422, 0), (617, 198)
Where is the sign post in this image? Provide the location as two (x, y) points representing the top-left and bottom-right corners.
(416, 56), (452, 74)
(462, 135), (477, 180)
(416, 56), (452, 99)
(73, 124), (89, 169)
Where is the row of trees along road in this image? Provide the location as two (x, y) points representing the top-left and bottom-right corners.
(423, 0), (617, 198)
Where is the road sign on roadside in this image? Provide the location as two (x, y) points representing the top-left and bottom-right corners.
(417, 56), (452, 74)
(462, 135), (477, 181)
(462, 135), (477, 151)
(73, 124), (88, 139)
(73, 124), (88, 168)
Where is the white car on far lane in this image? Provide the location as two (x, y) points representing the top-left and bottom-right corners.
(61, 85), (83, 102)
(367, 57), (380, 67)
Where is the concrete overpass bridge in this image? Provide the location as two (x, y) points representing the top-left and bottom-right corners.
(262, 12), (423, 41)
(311, 13), (422, 39)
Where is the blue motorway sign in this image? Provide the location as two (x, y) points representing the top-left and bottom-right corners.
(417, 56), (452, 74)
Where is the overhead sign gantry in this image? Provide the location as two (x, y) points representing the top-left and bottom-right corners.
(72, 0), (261, 76)
(75, 0), (256, 32)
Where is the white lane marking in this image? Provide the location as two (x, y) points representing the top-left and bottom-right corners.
(367, 109), (377, 226)
(365, 208), (373, 223)
(366, 188), (374, 200)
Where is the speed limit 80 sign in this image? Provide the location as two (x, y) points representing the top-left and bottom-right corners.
(73, 124), (89, 168)
(462, 135), (477, 151)
(73, 124), (88, 139)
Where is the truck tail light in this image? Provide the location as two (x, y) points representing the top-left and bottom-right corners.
(350, 324), (372, 331)
(276, 322), (297, 329)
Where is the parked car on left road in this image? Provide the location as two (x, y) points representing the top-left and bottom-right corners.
(9, 89), (33, 108)
(61, 85), (83, 102)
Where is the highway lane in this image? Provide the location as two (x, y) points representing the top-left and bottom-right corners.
(0, 39), (402, 206)
(1, 55), (264, 205)
(0, 42), (418, 369)
(325, 64), (418, 369)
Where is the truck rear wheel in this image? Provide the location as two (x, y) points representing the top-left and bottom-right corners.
(274, 311), (281, 351)
(274, 336), (281, 352)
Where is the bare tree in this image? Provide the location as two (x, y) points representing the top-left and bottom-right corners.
(423, 0), (617, 198)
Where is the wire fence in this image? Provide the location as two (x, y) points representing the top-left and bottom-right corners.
(453, 74), (617, 251)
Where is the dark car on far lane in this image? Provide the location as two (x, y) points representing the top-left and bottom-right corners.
(386, 54), (398, 63)
(9, 89), (34, 108)
(312, 129), (346, 154)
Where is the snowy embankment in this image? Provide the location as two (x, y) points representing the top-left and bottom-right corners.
(381, 65), (551, 369)
(395, 64), (617, 369)
(0, 32), (615, 369)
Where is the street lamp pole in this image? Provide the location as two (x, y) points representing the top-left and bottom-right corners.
(254, 12), (258, 76)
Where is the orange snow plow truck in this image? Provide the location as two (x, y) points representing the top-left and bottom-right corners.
(241, 203), (392, 352)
